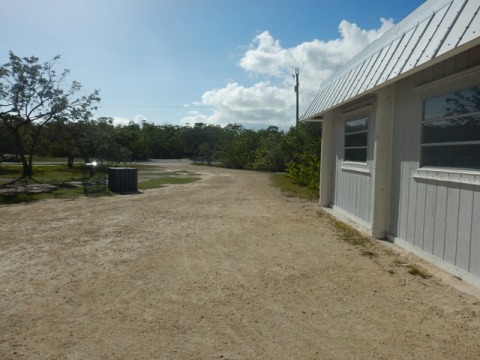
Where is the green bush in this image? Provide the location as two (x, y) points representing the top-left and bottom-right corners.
(286, 152), (320, 189)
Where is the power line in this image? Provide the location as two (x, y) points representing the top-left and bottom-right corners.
(99, 103), (295, 110)
(0, 31), (232, 65)
(64, 63), (218, 81)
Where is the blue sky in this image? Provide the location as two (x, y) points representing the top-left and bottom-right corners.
(1, 0), (423, 130)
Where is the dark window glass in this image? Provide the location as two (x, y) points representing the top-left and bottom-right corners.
(344, 115), (369, 162)
(345, 117), (368, 133)
(422, 144), (480, 169)
(422, 116), (480, 144)
(424, 86), (480, 120)
(345, 148), (367, 162)
(421, 85), (480, 170)
(345, 132), (368, 147)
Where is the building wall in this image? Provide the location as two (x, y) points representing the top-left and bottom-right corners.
(389, 46), (480, 277)
(331, 103), (375, 227)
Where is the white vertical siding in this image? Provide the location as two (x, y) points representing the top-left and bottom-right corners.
(333, 168), (373, 225)
(470, 192), (480, 275)
(389, 47), (480, 277)
(457, 181), (474, 270)
(331, 106), (374, 226)
(432, 184), (448, 259)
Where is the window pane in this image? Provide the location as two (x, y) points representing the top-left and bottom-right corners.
(422, 116), (480, 144)
(424, 86), (480, 120)
(345, 117), (368, 133)
(345, 148), (367, 162)
(422, 144), (480, 169)
(345, 132), (368, 147)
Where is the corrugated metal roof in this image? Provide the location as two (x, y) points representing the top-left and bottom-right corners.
(303, 0), (480, 119)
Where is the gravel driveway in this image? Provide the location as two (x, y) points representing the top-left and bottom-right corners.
(1, 164), (479, 359)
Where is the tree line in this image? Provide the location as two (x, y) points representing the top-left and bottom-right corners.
(0, 51), (321, 189)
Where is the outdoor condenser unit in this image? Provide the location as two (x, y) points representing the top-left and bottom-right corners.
(108, 167), (138, 193)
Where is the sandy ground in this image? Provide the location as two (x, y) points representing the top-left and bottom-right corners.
(1, 163), (480, 359)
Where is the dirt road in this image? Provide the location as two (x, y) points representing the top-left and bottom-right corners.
(1, 164), (479, 359)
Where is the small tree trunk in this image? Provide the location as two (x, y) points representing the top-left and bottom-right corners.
(67, 156), (75, 169)
(19, 153), (32, 178)
(11, 129), (31, 179)
(26, 153), (35, 178)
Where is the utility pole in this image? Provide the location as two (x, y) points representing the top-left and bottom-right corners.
(294, 67), (299, 126)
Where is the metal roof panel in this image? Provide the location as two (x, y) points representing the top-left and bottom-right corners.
(371, 37), (403, 86)
(342, 63), (363, 101)
(393, 19), (431, 77)
(439, 0), (480, 54)
(404, 9), (448, 71)
(386, 27), (417, 80)
(417, 0), (464, 64)
(303, 0), (480, 119)
(458, 3), (480, 45)
(365, 45), (391, 89)
(357, 53), (379, 93)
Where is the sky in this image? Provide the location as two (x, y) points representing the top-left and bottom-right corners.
(1, 0), (424, 130)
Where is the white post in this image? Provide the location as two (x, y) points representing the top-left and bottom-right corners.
(371, 86), (395, 239)
(320, 112), (334, 208)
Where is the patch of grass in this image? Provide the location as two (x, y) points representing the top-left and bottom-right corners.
(330, 217), (372, 247)
(0, 164), (84, 183)
(138, 176), (201, 190)
(31, 165), (85, 182)
(0, 163), (202, 204)
(270, 173), (318, 201)
(0, 164), (107, 204)
(0, 165), (22, 183)
(392, 257), (431, 279)
(361, 249), (378, 258)
(407, 264), (431, 279)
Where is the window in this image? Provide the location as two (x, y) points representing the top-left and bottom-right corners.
(344, 116), (369, 162)
(421, 86), (480, 170)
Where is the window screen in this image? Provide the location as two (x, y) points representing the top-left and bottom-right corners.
(421, 86), (480, 170)
(344, 116), (369, 162)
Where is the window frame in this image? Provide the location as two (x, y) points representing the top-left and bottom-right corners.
(420, 84), (480, 171)
(344, 114), (369, 164)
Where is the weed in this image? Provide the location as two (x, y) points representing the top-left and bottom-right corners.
(330, 218), (372, 247)
(361, 249), (378, 258)
(407, 265), (431, 279)
(392, 257), (431, 279)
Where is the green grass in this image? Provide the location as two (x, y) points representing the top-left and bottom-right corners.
(407, 265), (431, 279)
(0, 162), (201, 204)
(0, 183), (86, 204)
(0, 164), (85, 185)
(392, 258), (431, 279)
(270, 173), (319, 200)
(330, 217), (372, 247)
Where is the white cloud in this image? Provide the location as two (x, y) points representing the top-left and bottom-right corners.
(183, 18), (394, 130)
(112, 115), (148, 127)
(182, 82), (292, 129)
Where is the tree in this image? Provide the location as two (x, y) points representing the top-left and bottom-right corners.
(0, 51), (100, 179)
(283, 122), (322, 189)
(253, 126), (286, 172)
(0, 120), (16, 161)
(220, 126), (261, 169)
(114, 122), (148, 160)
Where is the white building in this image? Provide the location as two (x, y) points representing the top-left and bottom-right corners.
(303, 0), (480, 286)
